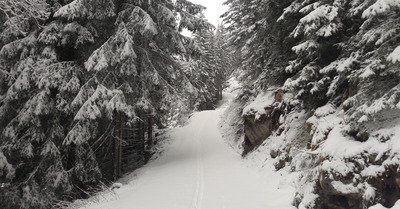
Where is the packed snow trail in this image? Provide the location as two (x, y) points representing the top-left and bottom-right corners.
(81, 92), (295, 209)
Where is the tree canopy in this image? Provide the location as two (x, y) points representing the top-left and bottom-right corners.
(0, 0), (217, 208)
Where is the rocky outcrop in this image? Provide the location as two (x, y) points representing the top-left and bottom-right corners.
(367, 164), (400, 207)
(240, 88), (400, 208)
(310, 159), (400, 209)
(292, 105), (400, 209)
(242, 89), (287, 155)
(243, 108), (284, 155)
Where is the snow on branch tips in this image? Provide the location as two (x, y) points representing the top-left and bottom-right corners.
(54, 0), (116, 21)
(66, 84), (136, 145)
(63, 122), (93, 145)
(117, 6), (158, 36)
(0, 151), (15, 180)
(387, 45), (400, 63)
(0, 0), (50, 22)
(84, 25), (137, 74)
(53, 0), (88, 20)
(290, 4), (341, 38)
(362, 0), (400, 18)
(74, 85), (135, 121)
(292, 40), (319, 55)
(175, 0), (206, 15)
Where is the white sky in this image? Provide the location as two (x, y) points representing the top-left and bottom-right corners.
(181, 0), (228, 36)
(190, 0), (228, 27)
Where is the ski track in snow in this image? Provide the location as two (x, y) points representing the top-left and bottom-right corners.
(190, 120), (204, 209)
(79, 91), (296, 209)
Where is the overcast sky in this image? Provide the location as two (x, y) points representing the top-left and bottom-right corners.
(190, 0), (228, 27)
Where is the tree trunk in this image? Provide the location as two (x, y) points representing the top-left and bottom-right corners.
(217, 71), (222, 101)
(113, 112), (123, 180)
(147, 117), (153, 147)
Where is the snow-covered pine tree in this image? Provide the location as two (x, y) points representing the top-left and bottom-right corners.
(0, 1), (80, 208)
(276, 0), (400, 144)
(327, 0), (400, 138)
(0, 0), (214, 208)
(183, 28), (217, 110)
(182, 23), (232, 110)
(214, 24), (234, 99)
(224, 0), (400, 207)
(277, 1), (400, 207)
(278, 0), (352, 108)
(222, 0), (296, 91)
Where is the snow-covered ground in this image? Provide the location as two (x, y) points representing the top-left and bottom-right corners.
(76, 87), (296, 209)
(71, 77), (400, 209)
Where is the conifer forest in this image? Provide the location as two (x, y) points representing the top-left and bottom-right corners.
(1, 0), (400, 209)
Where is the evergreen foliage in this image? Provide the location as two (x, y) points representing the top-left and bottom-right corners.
(224, 0), (400, 145)
(224, 0), (400, 207)
(182, 24), (233, 110)
(0, 0), (214, 208)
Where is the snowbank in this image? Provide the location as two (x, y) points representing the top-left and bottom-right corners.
(242, 90), (275, 120)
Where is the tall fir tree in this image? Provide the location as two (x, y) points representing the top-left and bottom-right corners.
(223, 0), (400, 208)
(0, 0), (213, 208)
(182, 24), (232, 110)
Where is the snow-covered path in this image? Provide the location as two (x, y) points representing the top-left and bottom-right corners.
(80, 92), (295, 209)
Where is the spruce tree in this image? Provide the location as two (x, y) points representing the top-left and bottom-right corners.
(224, 0), (400, 207)
(0, 0), (213, 208)
(182, 24), (232, 110)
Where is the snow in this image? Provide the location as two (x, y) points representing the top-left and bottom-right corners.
(111, 183), (123, 189)
(218, 77), (245, 151)
(278, 2), (302, 22)
(54, 0), (115, 20)
(362, 0), (400, 18)
(314, 103), (336, 117)
(85, 25), (136, 73)
(307, 104), (342, 146)
(376, 28), (397, 45)
(304, 105), (400, 208)
(186, 0), (227, 27)
(76, 89), (296, 209)
(337, 55), (357, 72)
(358, 115), (369, 123)
(8, 70), (30, 97)
(74, 100), (101, 121)
(300, 5), (338, 23)
(40, 141), (60, 156)
(387, 45), (400, 63)
(363, 183), (376, 202)
(54, 0), (88, 21)
(242, 90), (275, 120)
(320, 124), (361, 158)
(292, 40), (318, 54)
(69, 76), (400, 209)
(121, 39), (135, 60)
(316, 23), (340, 37)
(321, 159), (355, 176)
(292, 4), (340, 37)
(308, 103), (400, 163)
(330, 181), (359, 194)
(0, 151), (15, 179)
(360, 67), (376, 79)
(299, 2), (321, 14)
(53, 172), (65, 187)
(133, 7), (158, 35)
(64, 122), (92, 145)
(361, 165), (386, 177)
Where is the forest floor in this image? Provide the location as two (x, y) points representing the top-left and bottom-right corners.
(76, 88), (296, 209)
